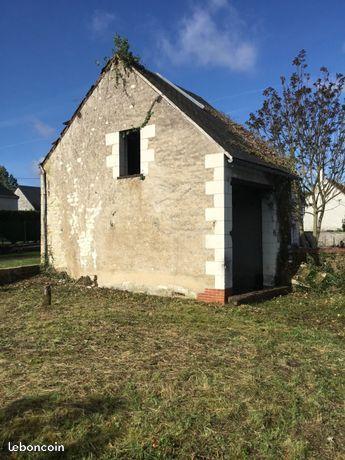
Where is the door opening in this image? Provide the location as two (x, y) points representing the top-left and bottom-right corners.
(232, 183), (263, 294)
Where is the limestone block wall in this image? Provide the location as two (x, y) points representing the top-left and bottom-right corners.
(197, 153), (232, 302)
(105, 124), (156, 178)
(224, 164), (233, 290)
(43, 65), (223, 298)
(42, 64), (285, 301)
(204, 152), (227, 289)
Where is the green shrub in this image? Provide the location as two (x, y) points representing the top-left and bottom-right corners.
(0, 211), (40, 244)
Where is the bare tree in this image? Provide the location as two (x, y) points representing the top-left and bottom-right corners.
(247, 50), (345, 243)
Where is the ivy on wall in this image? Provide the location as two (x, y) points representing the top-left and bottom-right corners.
(98, 34), (161, 131)
(272, 176), (294, 285)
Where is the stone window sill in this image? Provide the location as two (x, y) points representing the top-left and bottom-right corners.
(117, 174), (145, 180)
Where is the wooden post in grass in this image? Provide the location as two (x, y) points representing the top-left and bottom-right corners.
(42, 285), (52, 307)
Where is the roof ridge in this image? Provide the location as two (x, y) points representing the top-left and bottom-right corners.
(140, 68), (293, 175)
(41, 58), (294, 176)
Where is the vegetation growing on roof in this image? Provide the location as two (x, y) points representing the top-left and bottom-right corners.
(207, 107), (294, 173)
(97, 34), (142, 88)
(98, 34), (161, 130)
(111, 34), (142, 87)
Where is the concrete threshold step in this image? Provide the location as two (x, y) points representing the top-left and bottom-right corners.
(228, 286), (292, 306)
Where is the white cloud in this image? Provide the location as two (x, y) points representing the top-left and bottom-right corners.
(90, 10), (115, 35)
(208, 0), (228, 9)
(160, 0), (257, 72)
(31, 118), (55, 138)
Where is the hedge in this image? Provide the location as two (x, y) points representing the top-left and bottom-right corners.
(0, 211), (40, 244)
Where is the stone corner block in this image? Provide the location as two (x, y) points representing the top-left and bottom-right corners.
(205, 153), (224, 169)
(106, 155), (116, 168)
(141, 162), (149, 175)
(142, 148), (155, 163)
(214, 276), (225, 290)
(105, 132), (119, 146)
(141, 124), (155, 139)
(205, 234), (224, 249)
(205, 261), (225, 276)
(205, 181), (223, 196)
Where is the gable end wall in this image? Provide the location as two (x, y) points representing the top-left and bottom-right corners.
(43, 67), (227, 298)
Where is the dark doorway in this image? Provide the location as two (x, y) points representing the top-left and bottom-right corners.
(232, 183), (263, 294)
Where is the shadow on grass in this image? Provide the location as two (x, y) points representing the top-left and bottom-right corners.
(0, 393), (127, 459)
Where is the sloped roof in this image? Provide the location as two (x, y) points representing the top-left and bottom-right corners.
(17, 185), (41, 210)
(42, 59), (294, 176)
(0, 184), (18, 199)
(138, 66), (293, 175)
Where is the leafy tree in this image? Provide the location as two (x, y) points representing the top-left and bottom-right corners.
(0, 165), (18, 191)
(247, 50), (345, 243)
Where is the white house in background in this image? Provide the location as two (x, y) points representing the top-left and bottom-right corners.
(0, 184), (18, 210)
(15, 185), (41, 211)
(304, 181), (345, 232)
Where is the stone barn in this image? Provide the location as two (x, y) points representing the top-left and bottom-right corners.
(40, 60), (295, 303)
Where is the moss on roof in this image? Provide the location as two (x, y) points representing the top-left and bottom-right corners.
(42, 58), (294, 176)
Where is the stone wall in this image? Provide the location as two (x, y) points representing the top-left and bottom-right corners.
(43, 66), (225, 298)
(42, 65), (286, 302)
(15, 189), (35, 211)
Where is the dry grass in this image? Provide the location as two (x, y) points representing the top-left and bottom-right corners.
(0, 275), (344, 459)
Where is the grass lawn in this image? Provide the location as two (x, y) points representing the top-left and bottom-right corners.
(0, 276), (344, 459)
(0, 251), (40, 269)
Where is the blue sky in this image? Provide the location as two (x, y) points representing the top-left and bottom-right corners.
(1, 0), (344, 186)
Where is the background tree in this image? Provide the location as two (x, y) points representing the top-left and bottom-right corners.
(247, 50), (345, 243)
(0, 165), (18, 191)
